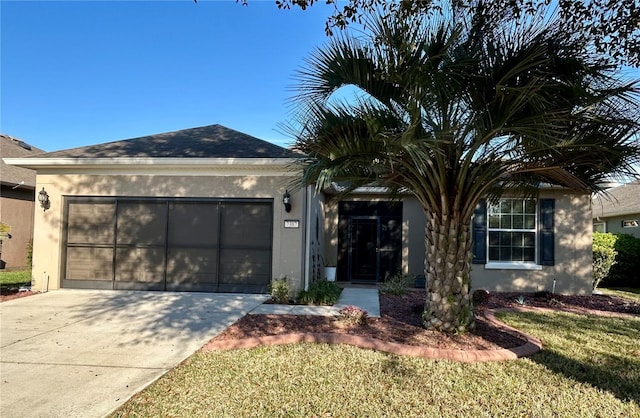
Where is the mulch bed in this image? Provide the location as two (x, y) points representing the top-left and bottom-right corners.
(207, 290), (640, 352)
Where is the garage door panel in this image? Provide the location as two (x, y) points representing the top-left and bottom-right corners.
(117, 202), (167, 245)
(168, 203), (219, 246)
(115, 248), (165, 283)
(219, 249), (270, 285)
(66, 247), (113, 280)
(67, 203), (114, 244)
(166, 249), (218, 285)
(221, 204), (271, 247)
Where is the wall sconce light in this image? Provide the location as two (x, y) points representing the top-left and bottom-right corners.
(38, 187), (50, 211)
(283, 190), (292, 213)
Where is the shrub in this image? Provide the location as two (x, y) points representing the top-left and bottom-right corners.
(593, 242), (616, 290)
(269, 276), (290, 304)
(595, 232), (640, 288)
(296, 279), (342, 305)
(379, 273), (409, 295)
(609, 233), (640, 287)
(337, 305), (368, 325)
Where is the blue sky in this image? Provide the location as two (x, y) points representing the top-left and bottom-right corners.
(1, 0), (339, 152)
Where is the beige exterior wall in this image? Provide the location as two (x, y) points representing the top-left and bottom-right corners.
(597, 214), (640, 239)
(0, 189), (36, 269)
(472, 190), (593, 295)
(30, 167), (306, 293)
(323, 189), (592, 294)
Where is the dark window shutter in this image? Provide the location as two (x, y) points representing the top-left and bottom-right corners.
(472, 199), (487, 264)
(539, 198), (555, 266)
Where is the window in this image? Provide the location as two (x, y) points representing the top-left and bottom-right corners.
(593, 222), (606, 233)
(472, 198), (554, 268)
(487, 199), (536, 263)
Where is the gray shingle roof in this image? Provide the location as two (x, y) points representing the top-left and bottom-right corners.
(0, 135), (45, 188)
(34, 124), (298, 159)
(592, 181), (640, 218)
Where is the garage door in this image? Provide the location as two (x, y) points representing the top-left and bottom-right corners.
(62, 198), (273, 293)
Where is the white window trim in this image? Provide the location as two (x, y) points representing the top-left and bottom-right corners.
(593, 221), (606, 233)
(484, 262), (543, 270)
(486, 198), (539, 265)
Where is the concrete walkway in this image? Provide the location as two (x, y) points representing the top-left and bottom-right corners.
(0, 290), (268, 418)
(249, 287), (380, 317)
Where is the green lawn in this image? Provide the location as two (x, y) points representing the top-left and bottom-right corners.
(0, 269), (31, 287)
(112, 311), (640, 418)
(599, 287), (640, 304)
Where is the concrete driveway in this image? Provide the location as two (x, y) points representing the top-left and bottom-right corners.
(0, 290), (268, 418)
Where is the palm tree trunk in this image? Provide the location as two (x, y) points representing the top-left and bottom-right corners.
(423, 212), (474, 332)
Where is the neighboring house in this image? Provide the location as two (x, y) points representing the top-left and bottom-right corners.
(3, 124), (593, 294)
(592, 181), (640, 239)
(0, 135), (45, 269)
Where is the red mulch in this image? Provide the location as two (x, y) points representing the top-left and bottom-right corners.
(0, 289), (37, 302)
(207, 290), (640, 351)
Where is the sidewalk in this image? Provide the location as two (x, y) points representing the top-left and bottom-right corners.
(249, 287), (380, 317)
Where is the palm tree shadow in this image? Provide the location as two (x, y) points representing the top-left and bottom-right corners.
(530, 344), (640, 405)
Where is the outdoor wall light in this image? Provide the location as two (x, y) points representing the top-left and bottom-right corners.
(38, 187), (50, 211)
(283, 190), (292, 213)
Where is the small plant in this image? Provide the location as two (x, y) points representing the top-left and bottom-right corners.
(379, 273), (409, 295)
(337, 305), (368, 325)
(515, 295), (526, 306)
(472, 289), (490, 305)
(269, 276), (290, 304)
(296, 279), (342, 305)
(26, 240), (33, 268)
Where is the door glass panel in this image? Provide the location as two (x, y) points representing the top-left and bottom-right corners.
(379, 217), (402, 280)
(349, 218), (378, 282)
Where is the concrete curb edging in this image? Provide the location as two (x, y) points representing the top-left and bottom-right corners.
(204, 308), (544, 363)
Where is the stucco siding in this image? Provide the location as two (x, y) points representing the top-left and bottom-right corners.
(0, 189), (35, 269)
(599, 214), (640, 238)
(30, 171), (305, 292)
(471, 190), (592, 295)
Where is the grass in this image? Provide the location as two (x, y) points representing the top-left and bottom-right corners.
(0, 269), (31, 287)
(599, 287), (640, 304)
(112, 311), (640, 418)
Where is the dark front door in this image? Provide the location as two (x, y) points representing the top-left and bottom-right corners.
(338, 201), (402, 283)
(349, 217), (379, 282)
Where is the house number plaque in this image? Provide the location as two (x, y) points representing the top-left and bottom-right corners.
(284, 220), (300, 229)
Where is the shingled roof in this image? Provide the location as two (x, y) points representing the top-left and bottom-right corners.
(0, 135), (45, 189)
(35, 124), (299, 159)
(592, 181), (640, 218)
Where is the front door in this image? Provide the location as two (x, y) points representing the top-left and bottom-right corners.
(338, 201), (402, 283)
(349, 217), (379, 282)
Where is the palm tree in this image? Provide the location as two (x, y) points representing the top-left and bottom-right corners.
(289, 7), (640, 332)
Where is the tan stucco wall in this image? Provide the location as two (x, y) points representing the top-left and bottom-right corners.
(323, 190), (592, 294)
(472, 190), (593, 295)
(0, 189), (35, 269)
(30, 169), (306, 292)
(597, 214), (640, 238)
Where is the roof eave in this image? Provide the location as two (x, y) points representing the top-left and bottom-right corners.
(2, 157), (299, 170)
